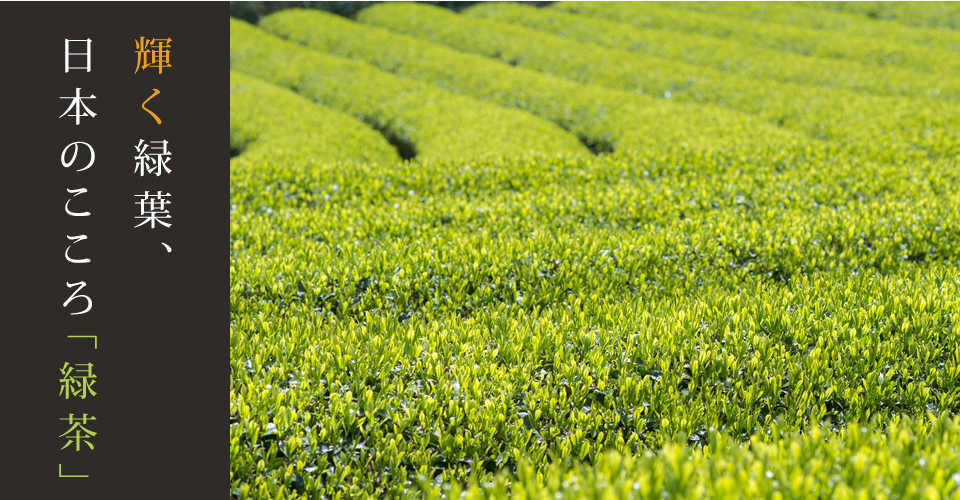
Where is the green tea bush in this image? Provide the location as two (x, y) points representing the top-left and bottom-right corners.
(658, 0), (960, 60)
(230, 18), (588, 162)
(809, 1), (960, 31)
(231, 258), (960, 498)
(230, 69), (400, 210)
(259, 8), (806, 156)
(444, 418), (960, 499)
(229, 4), (960, 499)
(464, 2), (960, 101)
(230, 69), (398, 166)
(231, 143), (960, 497)
(356, 3), (960, 164)
(555, 1), (960, 75)
(231, 146), (960, 305)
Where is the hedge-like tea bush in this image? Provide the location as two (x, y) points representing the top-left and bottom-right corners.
(230, 18), (588, 162)
(358, 2), (960, 165)
(808, 1), (960, 31)
(231, 142), (960, 497)
(464, 2), (960, 101)
(442, 419), (960, 499)
(231, 257), (960, 498)
(230, 70), (401, 211)
(259, 8), (805, 156)
(658, 0), (960, 61)
(230, 70), (398, 166)
(229, 6), (960, 499)
(556, 1), (960, 76)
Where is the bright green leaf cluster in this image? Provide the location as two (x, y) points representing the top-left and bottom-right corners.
(441, 417), (960, 500)
(230, 70), (399, 165)
(464, 2), (960, 101)
(230, 18), (588, 162)
(230, 69), (401, 211)
(229, 4), (960, 499)
(230, 145), (960, 498)
(656, 0), (960, 60)
(556, 1), (960, 75)
(808, 1), (960, 32)
(259, 8), (804, 156)
(358, 2), (960, 163)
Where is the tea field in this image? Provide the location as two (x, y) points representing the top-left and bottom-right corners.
(229, 2), (960, 499)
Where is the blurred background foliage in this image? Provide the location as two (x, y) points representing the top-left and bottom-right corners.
(229, 1), (553, 24)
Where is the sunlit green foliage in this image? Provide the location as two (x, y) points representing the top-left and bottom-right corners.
(446, 419), (960, 500)
(809, 1), (960, 31)
(555, 1), (960, 75)
(229, 4), (960, 499)
(230, 69), (401, 217)
(230, 70), (398, 166)
(230, 18), (588, 162)
(259, 8), (804, 156)
(231, 146), (960, 498)
(657, 1), (960, 59)
(357, 2), (960, 164)
(464, 2), (960, 101)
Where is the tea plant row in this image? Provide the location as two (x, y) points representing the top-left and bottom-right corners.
(230, 18), (587, 162)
